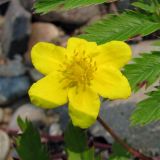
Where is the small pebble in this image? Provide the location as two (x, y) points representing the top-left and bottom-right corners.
(3, 108), (12, 124)
(0, 108), (4, 122)
(49, 123), (62, 136)
(9, 103), (47, 130)
(0, 130), (10, 160)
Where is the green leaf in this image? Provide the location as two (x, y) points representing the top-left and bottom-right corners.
(16, 119), (49, 160)
(123, 51), (160, 92)
(67, 150), (82, 160)
(109, 142), (131, 160)
(34, 0), (107, 13)
(64, 0), (107, 9)
(67, 148), (96, 160)
(82, 148), (95, 160)
(65, 121), (99, 160)
(132, 2), (155, 13)
(80, 11), (160, 44)
(110, 157), (129, 160)
(17, 117), (29, 131)
(131, 89), (160, 125)
(95, 154), (102, 160)
(64, 121), (88, 152)
(34, 0), (64, 13)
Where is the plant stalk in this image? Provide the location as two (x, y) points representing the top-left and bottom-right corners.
(97, 116), (152, 160)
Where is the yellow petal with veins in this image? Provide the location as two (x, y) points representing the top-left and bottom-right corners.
(91, 66), (131, 99)
(31, 42), (66, 75)
(29, 71), (68, 109)
(96, 41), (131, 69)
(67, 37), (98, 57)
(68, 87), (100, 128)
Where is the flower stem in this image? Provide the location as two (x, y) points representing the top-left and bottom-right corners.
(97, 116), (152, 160)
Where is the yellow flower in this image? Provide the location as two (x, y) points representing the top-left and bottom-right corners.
(28, 37), (131, 128)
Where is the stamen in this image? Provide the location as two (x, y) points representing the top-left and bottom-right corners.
(58, 52), (97, 90)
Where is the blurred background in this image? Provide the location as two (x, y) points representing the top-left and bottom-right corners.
(0, 0), (160, 160)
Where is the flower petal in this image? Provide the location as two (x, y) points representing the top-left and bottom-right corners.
(31, 42), (66, 75)
(96, 41), (132, 69)
(28, 72), (68, 109)
(68, 87), (100, 128)
(67, 37), (98, 57)
(91, 66), (131, 99)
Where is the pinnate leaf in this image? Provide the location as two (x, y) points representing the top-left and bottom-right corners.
(131, 89), (160, 125)
(34, 0), (107, 13)
(80, 12), (160, 44)
(64, 122), (100, 160)
(16, 118), (49, 160)
(124, 51), (160, 92)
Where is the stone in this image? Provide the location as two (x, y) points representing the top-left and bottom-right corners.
(0, 0), (35, 14)
(0, 0), (10, 5)
(0, 75), (30, 105)
(9, 103), (47, 130)
(53, 106), (69, 131)
(3, 108), (12, 124)
(34, 5), (101, 25)
(0, 108), (4, 122)
(90, 100), (160, 156)
(49, 123), (62, 136)
(29, 68), (44, 81)
(0, 16), (5, 41)
(0, 44), (2, 56)
(117, 0), (135, 11)
(0, 56), (26, 77)
(52, 35), (69, 47)
(46, 110), (60, 124)
(10, 149), (19, 160)
(29, 22), (61, 47)
(2, 0), (31, 58)
(19, 0), (35, 11)
(0, 130), (10, 160)
(6, 156), (14, 160)
(0, 0), (10, 15)
(131, 40), (160, 56)
(25, 22), (62, 64)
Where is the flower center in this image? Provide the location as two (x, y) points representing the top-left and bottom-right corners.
(59, 52), (97, 89)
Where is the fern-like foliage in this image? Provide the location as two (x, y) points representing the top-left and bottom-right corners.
(131, 89), (160, 125)
(80, 12), (160, 44)
(63, 0), (107, 9)
(34, 0), (64, 13)
(132, 2), (155, 13)
(124, 51), (160, 125)
(34, 0), (107, 13)
(123, 51), (160, 92)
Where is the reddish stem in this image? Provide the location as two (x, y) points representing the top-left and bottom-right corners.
(97, 116), (152, 160)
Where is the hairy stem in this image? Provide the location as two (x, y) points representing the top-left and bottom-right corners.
(97, 116), (152, 160)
